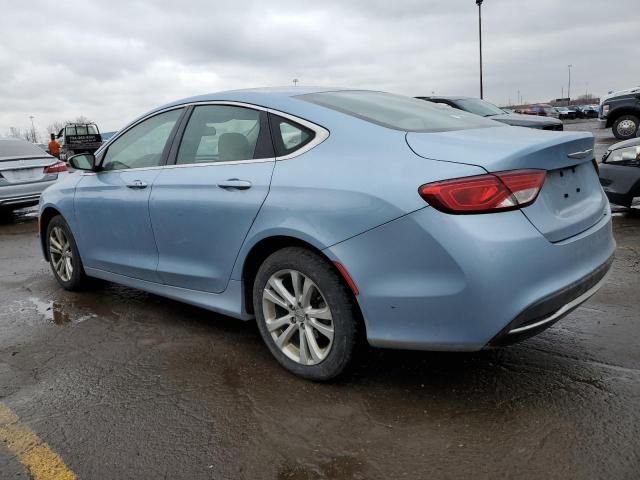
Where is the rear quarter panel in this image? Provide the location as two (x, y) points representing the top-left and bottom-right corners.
(230, 116), (486, 280)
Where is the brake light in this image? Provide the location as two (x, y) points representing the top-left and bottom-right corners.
(44, 161), (68, 174)
(418, 170), (546, 214)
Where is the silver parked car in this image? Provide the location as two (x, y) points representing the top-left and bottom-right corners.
(0, 138), (68, 212)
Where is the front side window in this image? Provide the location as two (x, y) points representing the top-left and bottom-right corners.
(176, 105), (269, 164)
(102, 109), (183, 171)
(300, 91), (501, 132)
(269, 114), (315, 157)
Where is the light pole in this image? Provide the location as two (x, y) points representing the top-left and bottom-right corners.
(476, 0), (484, 99)
(567, 64), (572, 106)
(29, 116), (36, 143)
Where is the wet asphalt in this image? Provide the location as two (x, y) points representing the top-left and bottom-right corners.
(1, 120), (639, 479)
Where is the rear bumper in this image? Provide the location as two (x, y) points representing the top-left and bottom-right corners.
(0, 178), (59, 207)
(487, 255), (613, 346)
(325, 206), (616, 351)
(597, 118), (608, 129)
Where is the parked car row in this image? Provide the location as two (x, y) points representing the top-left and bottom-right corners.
(512, 104), (599, 120)
(37, 87), (615, 380)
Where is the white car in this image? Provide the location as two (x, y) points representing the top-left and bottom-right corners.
(0, 138), (69, 213)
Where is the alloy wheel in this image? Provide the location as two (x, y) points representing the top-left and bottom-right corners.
(262, 269), (334, 366)
(49, 226), (73, 282)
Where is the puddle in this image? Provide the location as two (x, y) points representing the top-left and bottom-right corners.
(28, 296), (97, 325)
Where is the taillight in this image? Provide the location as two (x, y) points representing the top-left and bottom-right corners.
(44, 161), (68, 174)
(418, 170), (546, 214)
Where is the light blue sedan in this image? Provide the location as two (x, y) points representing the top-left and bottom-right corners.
(38, 88), (615, 380)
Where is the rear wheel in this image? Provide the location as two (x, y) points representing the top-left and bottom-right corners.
(46, 216), (87, 290)
(612, 115), (639, 140)
(253, 247), (359, 381)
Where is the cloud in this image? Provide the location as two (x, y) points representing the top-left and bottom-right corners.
(0, 0), (637, 135)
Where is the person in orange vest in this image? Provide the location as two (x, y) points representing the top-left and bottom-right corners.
(48, 133), (60, 158)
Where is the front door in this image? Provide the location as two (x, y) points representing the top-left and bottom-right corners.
(74, 108), (184, 281)
(150, 104), (275, 293)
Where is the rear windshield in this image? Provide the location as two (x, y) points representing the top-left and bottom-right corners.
(0, 139), (51, 159)
(299, 91), (502, 132)
(455, 98), (505, 117)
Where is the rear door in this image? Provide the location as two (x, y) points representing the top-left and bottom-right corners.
(149, 104), (275, 293)
(74, 108), (185, 281)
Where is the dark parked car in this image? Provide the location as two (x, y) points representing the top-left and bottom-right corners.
(418, 97), (563, 131)
(599, 137), (640, 207)
(573, 105), (598, 119)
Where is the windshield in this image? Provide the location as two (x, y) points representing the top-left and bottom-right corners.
(455, 98), (505, 117)
(299, 91), (502, 132)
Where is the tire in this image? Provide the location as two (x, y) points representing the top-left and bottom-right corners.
(612, 115), (639, 140)
(46, 215), (87, 290)
(253, 247), (360, 381)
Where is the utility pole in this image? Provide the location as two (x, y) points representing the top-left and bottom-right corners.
(567, 64), (572, 106)
(476, 0), (484, 99)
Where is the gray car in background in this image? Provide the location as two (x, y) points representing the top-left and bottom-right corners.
(418, 96), (564, 130)
(0, 138), (68, 212)
(599, 137), (640, 208)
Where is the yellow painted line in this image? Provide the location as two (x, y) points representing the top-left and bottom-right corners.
(0, 402), (76, 480)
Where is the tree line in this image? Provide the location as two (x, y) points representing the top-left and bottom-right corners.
(7, 116), (93, 144)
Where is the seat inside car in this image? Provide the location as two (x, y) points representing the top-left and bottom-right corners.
(218, 132), (252, 161)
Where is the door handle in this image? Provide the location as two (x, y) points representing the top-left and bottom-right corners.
(217, 178), (252, 190)
(126, 179), (148, 189)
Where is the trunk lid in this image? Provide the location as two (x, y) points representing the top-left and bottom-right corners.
(0, 156), (57, 184)
(406, 126), (608, 242)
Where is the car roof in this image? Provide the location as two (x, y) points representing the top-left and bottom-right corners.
(136, 86), (372, 123)
(161, 86), (350, 107)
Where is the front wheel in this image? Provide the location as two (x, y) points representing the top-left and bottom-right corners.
(613, 115), (639, 140)
(253, 247), (360, 381)
(46, 216), (87, 290)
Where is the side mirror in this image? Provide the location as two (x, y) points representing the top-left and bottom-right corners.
(68, 153), (96, 171)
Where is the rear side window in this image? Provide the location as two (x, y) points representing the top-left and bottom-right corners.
(300, 91), (501, 132)
(269, 114), (315, 157)
(176, 105), (273, 164)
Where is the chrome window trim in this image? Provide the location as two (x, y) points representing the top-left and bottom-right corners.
(79, 158), (275, 176)
(264, 108), (330, 161)
(94, 101), (329, 173)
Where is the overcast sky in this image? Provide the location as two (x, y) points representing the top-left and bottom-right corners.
(1, 0), (637, 136)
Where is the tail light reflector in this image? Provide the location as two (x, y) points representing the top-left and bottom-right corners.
(419, 170), (546, 214)
(44, 161), (68, 174)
